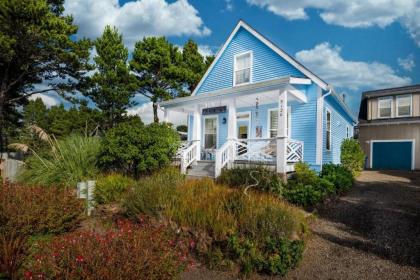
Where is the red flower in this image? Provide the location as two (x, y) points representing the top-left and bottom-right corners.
(76, 255), (85, 263)
(24, 271), (33, 279)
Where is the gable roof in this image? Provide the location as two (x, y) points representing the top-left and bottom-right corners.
(192, 20), (329, 96)
(362, 84), (420, 99)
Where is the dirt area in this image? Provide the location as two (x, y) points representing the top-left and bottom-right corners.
(182, 171), (420, 280)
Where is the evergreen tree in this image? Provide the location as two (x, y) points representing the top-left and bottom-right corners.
(85, 26), (136, 129)
(182, 39), (215, 93)
(0, 0), (92, 152)
(130, 37), (188, 123)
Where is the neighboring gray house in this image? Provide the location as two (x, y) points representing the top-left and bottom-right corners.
(358, 84), (420, 170)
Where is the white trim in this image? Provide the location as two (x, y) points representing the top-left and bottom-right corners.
(359, 119), (420, 126)
(267, 108), (278, 138)
(287, 89), (308, 103)
(396, 94), (412, 118)
(202, 115), (219, 150)
(289, 77), (312, 85)
(377, 96), (393, 119)
(233, 51), (253, 87)
(326, 108), (332, 151)
(316, 89), (323, 165)
(236, 111), (251, 139)
(191, 20), (328, 96)
(369, 139), (415, 170)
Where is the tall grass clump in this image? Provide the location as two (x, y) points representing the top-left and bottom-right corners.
(18, 134), (100, 187)
(124, 171), (307, 276)
(94, 173), (136, 204)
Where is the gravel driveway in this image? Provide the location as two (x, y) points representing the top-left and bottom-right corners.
(285, 170), (420, 280)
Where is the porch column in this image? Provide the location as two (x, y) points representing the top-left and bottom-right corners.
(227, 99), (237, 164)
(192, 107), (201, 162)
(276, 90), (288, 174)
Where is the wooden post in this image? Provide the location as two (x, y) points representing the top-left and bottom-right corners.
(227, 99), (237, 166)
(192, 107), (201, 162)
(276, 90), (288, 178)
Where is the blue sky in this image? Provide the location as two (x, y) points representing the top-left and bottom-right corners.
(36, 0), (420, 123)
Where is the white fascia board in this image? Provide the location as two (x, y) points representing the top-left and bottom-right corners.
(289, 77), (312, 85)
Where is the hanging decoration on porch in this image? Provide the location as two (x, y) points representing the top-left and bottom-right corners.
(255, 97), (262, 138)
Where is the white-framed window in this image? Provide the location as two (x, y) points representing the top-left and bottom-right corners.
(203, 116), (217, 149)
(378, 97), (393, 118)
(267, 107), (291, 138)
(233, 51), (252, 86)
(326, 109), (332, 151)
(396, 95), (412, 117)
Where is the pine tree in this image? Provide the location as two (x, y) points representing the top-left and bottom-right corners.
(84, 26), (136, 129)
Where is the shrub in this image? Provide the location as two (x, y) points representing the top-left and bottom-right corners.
(283, 163), (335, 207)
(217, 166), (283, 194)
(0, 183), (84, 279)
(94, 173), (136, 204)
(0, 184), (84, 237)
(19, 135), (101, 187)
(341, 138), (365, 176)
(99, 119), (180, 176)
(321, 163), (354, 193)
(23, 219), (190, 280)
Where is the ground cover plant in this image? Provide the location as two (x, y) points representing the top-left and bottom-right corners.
(23, 219), (190, 280)
(124, 169), (307, 276)
(0, 183), (85, 279)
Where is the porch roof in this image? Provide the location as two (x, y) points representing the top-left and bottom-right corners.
(160, 76), (310, 111)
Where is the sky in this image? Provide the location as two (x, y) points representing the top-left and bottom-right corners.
(34, 0), (420, 124)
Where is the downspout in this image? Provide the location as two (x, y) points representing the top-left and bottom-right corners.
(317, 86), (332, 172)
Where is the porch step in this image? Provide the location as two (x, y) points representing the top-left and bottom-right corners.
(186, 161), (215, 178)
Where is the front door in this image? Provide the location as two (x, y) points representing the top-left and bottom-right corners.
(203, 116), (218, 159)
(237, 112), (250, 156)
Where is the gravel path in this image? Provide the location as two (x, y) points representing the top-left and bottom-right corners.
(285, 171), (420, 280)
(182, 171), (420, 280)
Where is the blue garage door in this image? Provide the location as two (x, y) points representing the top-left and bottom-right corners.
(372, 141), (412, 170)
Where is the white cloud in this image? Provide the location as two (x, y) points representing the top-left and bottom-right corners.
(198, 45), (216, 57)
(127, 102), (187, 125)
(65, 0), (211, 49)
(398, 54), (416, 71)
(295, 42), (412, 91)
(225, 0), (234, 11)
(246, 0), (420, 47)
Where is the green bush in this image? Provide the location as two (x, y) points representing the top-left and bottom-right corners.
(217, 165), (283, 194)
(341, 138), (365, 176)
(283, 163), (335, 207)
(99, 119), (180, 176)
(19, 135), (100, 187)
(321, 163), (354, 193)
(94, 173), (136, 204)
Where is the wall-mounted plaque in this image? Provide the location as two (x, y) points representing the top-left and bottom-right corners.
(202, 106), (227, 115)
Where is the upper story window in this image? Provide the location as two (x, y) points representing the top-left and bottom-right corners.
(396, 95), (412, 117)
(378, 97), (393, 118)
(234, 51), (252, 86)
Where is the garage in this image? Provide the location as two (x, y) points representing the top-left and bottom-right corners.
(371, 140), (414, 170)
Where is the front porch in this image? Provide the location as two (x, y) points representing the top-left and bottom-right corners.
(161, 77), (309, 177)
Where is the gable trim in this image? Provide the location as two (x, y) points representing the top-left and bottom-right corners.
(192, 20), (329, 96)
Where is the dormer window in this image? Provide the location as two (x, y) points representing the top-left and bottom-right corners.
(396, 95), (412, 117)
(234, 51), (252, 86)
(378, 97), (392, 118)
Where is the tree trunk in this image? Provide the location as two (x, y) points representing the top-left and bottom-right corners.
(152, 102), (159, 123)
(0, 91), (5, 159)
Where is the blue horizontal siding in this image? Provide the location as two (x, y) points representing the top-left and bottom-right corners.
(196, 27), (306, 95)
(323, 96), (354, 164)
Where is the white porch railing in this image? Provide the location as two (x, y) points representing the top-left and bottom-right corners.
(179, 141), (199, 174)
(234, 138), (277, 163)
(215, 140), (233, 177)
(286, 139), (304, 163)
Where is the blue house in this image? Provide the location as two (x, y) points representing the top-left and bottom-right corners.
(160, 20), (357, 177)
